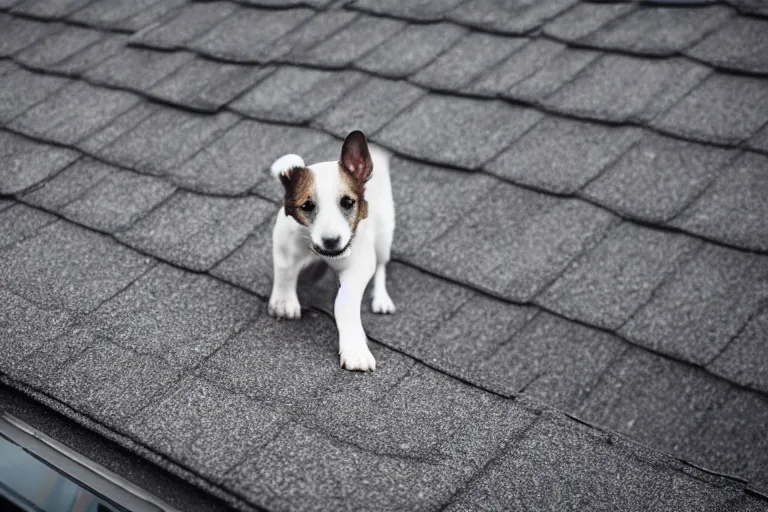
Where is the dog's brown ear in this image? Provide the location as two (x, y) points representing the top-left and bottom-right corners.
(278, 167), (295, 189)
(340, 131), (372, 182)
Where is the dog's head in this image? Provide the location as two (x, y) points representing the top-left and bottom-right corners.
(277, 130), (372, 259)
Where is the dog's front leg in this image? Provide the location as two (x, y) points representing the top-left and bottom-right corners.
(268, 222), (306, 319)
(336, 266), (376, 371)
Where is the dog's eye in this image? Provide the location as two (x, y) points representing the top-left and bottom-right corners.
(340, 196), (355, 209)
(300, 200), (315, 212)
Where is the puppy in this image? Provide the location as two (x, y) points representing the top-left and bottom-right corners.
(267, 131), (395, 371)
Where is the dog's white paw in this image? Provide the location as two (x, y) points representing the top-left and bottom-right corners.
(268, 295), (301, 319)
(371, 293), (396, 315)
(339, 343), (376, 372)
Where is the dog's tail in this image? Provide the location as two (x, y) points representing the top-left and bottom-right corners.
(270, 154), (305, 181)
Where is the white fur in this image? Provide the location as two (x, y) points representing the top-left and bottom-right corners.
(268, 143), (395, 371)
(270, 154), (305, 179)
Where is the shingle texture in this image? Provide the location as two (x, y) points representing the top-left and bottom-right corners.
(1, 2), (768, 510)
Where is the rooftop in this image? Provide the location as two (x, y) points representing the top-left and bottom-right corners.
(1, 0), (767, 510)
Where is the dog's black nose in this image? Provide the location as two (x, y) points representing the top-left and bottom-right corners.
(322, 236), (341, 250)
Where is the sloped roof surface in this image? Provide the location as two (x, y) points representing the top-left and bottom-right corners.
(1, 0), (767, 510)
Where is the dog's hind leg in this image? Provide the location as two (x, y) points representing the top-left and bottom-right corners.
(371, 221), (396, 314)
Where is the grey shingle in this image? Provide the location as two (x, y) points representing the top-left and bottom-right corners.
(210, 220), (273, 295)
(20, 157), (115, 210)
(235, 0), (335, 7)
(727, 0), (768, 16)
(301, 136), (346, 166)
(0, 287), (75, 380)
(543, 2), (636, 41)
(620, 245), (768, 365)
(10, 322), (109, 394)
(127, 376), (285, 484)
(77, 102), (157, 154)
(308, 364), (537, 470)
(582, 132), (739, 223)
(581, 5), (732, 56)
(48, 33), (127, 75)
(428, 294), (537, 374)
(11, 0), (91, 18)
(465, 39), (565, 97)
(188, 7), (314, 62)
(61, 170), (176, 233)
(748, 123), (768, 154)
(227, 372), (537, 511)
(116, 191), (274, 271)
(0, 203), (58, 248)
(350, 0), (465, 21)
(226, 421), (457, 511)
(446, 411), (744, 512)
(372, 287), (537, 377)
(709, 307), (768, 393)
(69, 0), (174, 30)
(313, 77), (426, 139)
(271, 10), (359, 62)
(85, 47), (194, 92)
(86, 264), (261, 369)
(0, 14), (62, 57)
(448, 0), (578, 34)
(389, 157), (498, 256)
(652, 73), (768, 145)
(688, 388), (768, 491)
(196, 311), (340, 406)
(149, 58), (273, 112)
(576, 348), (741, 480)
(293, 14), (405, 67)
(0, 221), (154, 314)
(131, 2), (237, 50)
(0, 130), (80, 195)
(475, 313), (627, 409)
(171, 120), (333, 195)
(485, 117), (643, 194)
(0, 67), (70, 123)
(9, 81), (141, 145)
(356, 23), (467, 79)
(14, 25), (103, 69)
(361, 263), (476, 353)
(538, 223), (701, 330)
(671, 153), (768, 252)
(0, 60), (17, 76)
(411, 32), (526, 91)
(687, 16), (768, 74)
(230, 66), (366, 124)
(543, 55), (711, 123)
(506, 46), (600, 104)
(117, 0), (186, 32)
(50, 342), (181, 425)
(96, 109), (238, 175)
(303, 344), (417, 422)
(415, 186), (618, 301)
(376, 94), (543, 169)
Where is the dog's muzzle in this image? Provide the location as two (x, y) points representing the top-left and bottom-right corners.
(311, 240), (352, 259)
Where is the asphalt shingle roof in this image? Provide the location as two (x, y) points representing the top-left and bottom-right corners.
(1, 0), (768, 510)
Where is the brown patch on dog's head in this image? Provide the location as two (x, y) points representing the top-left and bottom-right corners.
(338, 131), (372, 231)
(279, 166), (315, 226)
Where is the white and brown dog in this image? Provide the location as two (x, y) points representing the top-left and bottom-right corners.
(267, 131), (395, 371)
